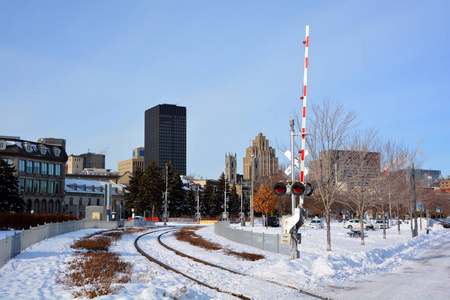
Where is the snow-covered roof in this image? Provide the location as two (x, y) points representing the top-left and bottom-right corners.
(64, 178), (123, 195)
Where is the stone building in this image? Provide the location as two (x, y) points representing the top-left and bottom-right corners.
(64, 178), (125, 219)
(0, 137), (68, 213)
(225, 153), (237, 184)
(243, 133), (278, 182)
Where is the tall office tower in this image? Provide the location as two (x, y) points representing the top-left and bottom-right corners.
(145, 104), (186, 175)
(243, 133), (278, 181)
(225, 153), (237, 184)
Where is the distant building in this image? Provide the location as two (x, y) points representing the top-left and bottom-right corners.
(80, 152), (105, 169)
(310, 150), (381, 191)
(145, 104), (186, 175)
(243, 133), (279, 181)
(118, 147), (145, 174)
(440, 180), (450, 192)
(0, 137), (68, 213)
(64, 178), (125, 219)
(67, 155), (84, 174)
(37, 138), (66, 149)
(225, 153), (237, 184)
(415, 169), (441, 180)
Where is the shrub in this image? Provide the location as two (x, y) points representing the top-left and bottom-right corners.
(0, 212), (79, 230)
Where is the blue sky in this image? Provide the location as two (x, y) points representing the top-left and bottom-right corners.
(1, 1), (448, 179)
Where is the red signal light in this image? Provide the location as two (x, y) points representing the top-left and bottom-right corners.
(291, 182), (305, 196)
(273, 182), (287, 196)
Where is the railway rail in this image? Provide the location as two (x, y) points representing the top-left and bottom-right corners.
(134, 227), (329, 300)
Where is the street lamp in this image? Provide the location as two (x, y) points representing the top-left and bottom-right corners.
(196, 184), (200, 224)
(251, 154), (255, 227)
(223, 173), (228, 221)
(164, 164), (168, 226)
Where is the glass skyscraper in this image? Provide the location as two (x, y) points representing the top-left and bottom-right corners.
(144, 104), (186, 175)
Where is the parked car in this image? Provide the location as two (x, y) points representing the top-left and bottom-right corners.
(310, 219), (324, 229)
(266, 216), (279, 227)
(436, 219), (450, 228)
(375, 220), (390, 229)
(131, 216), (145, 221)
(343, 219), (374, 230)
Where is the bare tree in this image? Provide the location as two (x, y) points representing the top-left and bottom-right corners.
(373, 139), (412, 238)
(340, 129), (379, 246)
(299, 99), (358, 251)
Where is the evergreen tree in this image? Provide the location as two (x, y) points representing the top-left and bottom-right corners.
(0, 159), (24, 212)
(228, 184), (241, 218)
(185, 188), (197, 216)
(166, 162), (187, 217)
(140, 160), (165, 217)
(215, 173), (230, 218)
(124, 167), (144, 216)
(201, 181), (218, 217)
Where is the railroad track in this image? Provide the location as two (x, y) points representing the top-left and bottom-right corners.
(135, 227), (329, 300)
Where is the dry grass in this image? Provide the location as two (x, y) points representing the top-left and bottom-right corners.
(71, 235), (112, 252)
(58, 252), (132, 298)
(59, 228), (141, 298)
(223, 248), (265, 261)
(174, 226), (223, 251)
(174, 227), (265, 261)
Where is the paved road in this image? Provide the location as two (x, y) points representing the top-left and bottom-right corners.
(319, 236), (450, 300)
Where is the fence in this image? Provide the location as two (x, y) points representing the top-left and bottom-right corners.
(214, 221), (291, 256)
(0, 219), (155, 268)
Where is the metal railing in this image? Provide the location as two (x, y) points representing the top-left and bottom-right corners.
(214, 221), (291, 256)
(0, 219), (155, 268)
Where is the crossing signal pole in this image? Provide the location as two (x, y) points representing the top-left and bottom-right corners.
(273, 25), (311, 260)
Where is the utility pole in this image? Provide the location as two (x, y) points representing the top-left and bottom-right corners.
(411, 164), (418, 237)
(290, 119), (296, 212)
(240, 184), (244, 225)
(196, 184), (200, 224)
(251, 154), (255, 227)
(224, 173), (228, 220)
(164, 164), (168, 226)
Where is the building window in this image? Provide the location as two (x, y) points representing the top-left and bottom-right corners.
(41, 181), (47, 194)
(88, 198), (91, 206)
(26, 179), (33, 193)
(19, 178), (25, 194)
(0, 140), (5, 150)
(26, 161), (33, 173)
(79, 198), (82, 206)
(48, 181), (54, 194)
(42, 163), (48, 175)
(55, 165), (61, 176)
(34, 180), (40, 194)
(39, 145), (47, 155)
(19, 160), (26, 173)
(96, 199), (100, 205)
(49, 164), (55, 176)
(69, 197), (73, 205)
(24, 143), (32, 153)
(53, 147), (61, 156)
(34, 162), (41, 174)
(55, 181), (61, 194)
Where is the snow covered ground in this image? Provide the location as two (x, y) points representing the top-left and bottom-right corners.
(0, 220), (448, 299)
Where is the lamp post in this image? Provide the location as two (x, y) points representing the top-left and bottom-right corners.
(251, 154), (255, 227)
(196, 184), (200, 224)
(164, 164), (168, 226)
(223, 173), (228, 221)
